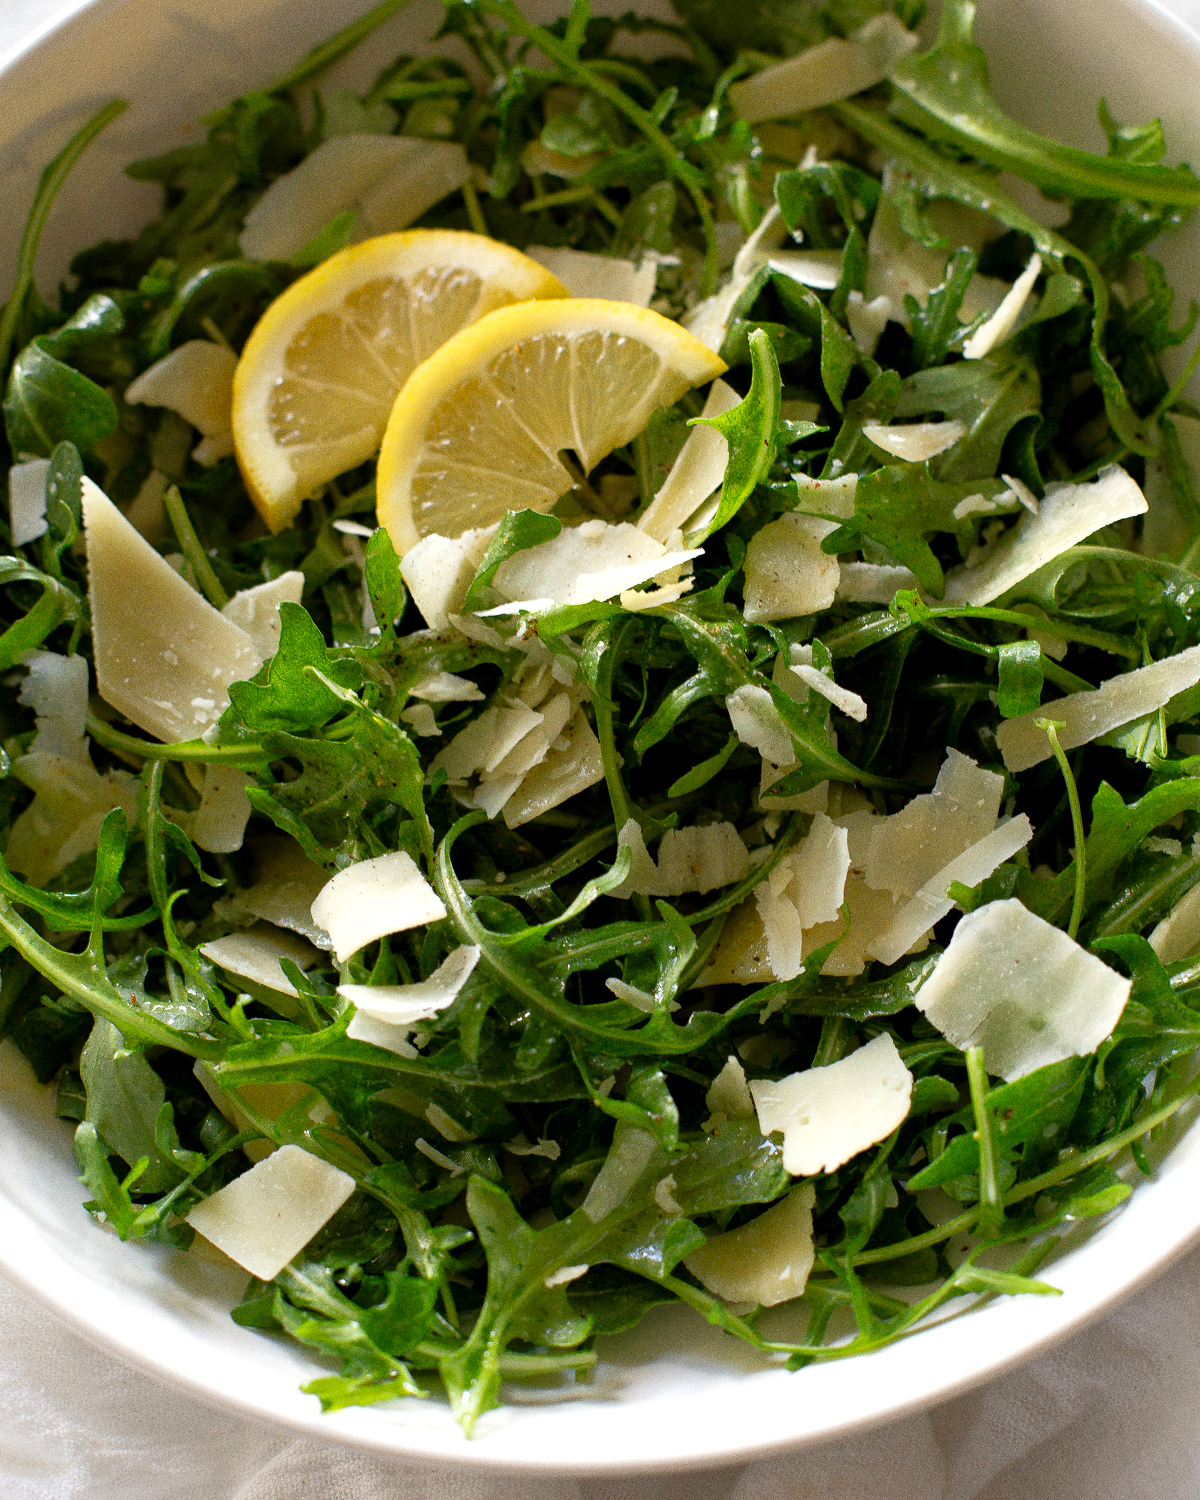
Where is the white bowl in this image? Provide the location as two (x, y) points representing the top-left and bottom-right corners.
(3, 0), (1200, 1476)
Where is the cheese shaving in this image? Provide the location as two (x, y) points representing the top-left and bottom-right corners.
(1150, 881), (1200, 964)
(684, 1184), (816, 1307)
(6, 751), (139, 886)
(750, 1033), (913, 1176)
(193, 765), (253, 854)
(743, 513), (841, 623)
(125, 341), (238, 464)
(400, 526), (497, 632)
(525, 245), (656, 306)
(581, 1123), (657, 1223)
(310, 851), (447, 962)
(491, 519), (700, 607)
(19, 650), (88, 762)
(611, 817), (750, 897)
(338, 944), (481, 1025)
(963, 254), (1042, 360)
(705, 1055), (755, 1121)
(914, 898), (1132, 1080)
(185, 1144), (355, 1281)
(725, 683), (793, 766)
(221, 572), (305, 660)
(835, 561), (920, 603)
(8, 459), (50, 547)
(237, 836), (332, 947)
(199, 926), (319, 997)
(861, 421), (965, 462)
(997, 643), (1200, 773)
(727, 15), (918, 122)
(637, 380), (739, 542)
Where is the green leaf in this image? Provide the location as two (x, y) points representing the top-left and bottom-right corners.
(4, 338), (118, 458)
(229, 603), (363, 732)
(691, 328), (780, 538)
(666, 731), (739, 796)
(80, 1019), (189, 1193)
(462, 509), (562, 612)
(996, 639), (1043, 717)
(905, 247), (977, 370)
(364, 526), (406, 630)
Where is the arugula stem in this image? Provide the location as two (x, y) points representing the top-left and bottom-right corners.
(86, 713), (270, 766)
(966, 1046), (1003, 1238)
(0, 99), (128, 371)
(163, 486), (229, 608)
(1037, 719), (1086, 940)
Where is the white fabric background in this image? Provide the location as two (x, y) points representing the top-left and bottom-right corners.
(6, 1), (1200, 1495)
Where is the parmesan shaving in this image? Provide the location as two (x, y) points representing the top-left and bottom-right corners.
(345, 1011), (419, 1058)
(727, 15), (918, 122)
(6, 752), (139, 886)
(962, 254), (1042, 360)
(338, 944), (480, 1025)
(193, 765), (253, 854)
(1150, 881), (1200, 964)
(125, 341), (238, 465)
(794, 471), (858, 520)
(505, 1136), (562, 1160)
(199, 926), (319, 997)
(239, 135), (469, 262)
(765, 249), (844, 291)
(684, 1185), (816, 1307)
(8, 459), (50, 547)
(238, 836), (332, 947)
(500, 708), (605, 829)
(866, 815), (1034, 967)
(19, 650), (88, 762)
(861, 421), (965, 463)
(750, 1033), (913, 1176)
(914, 898), (1132, 1080)
(82, 478), (261, 742)
(185, 1144), (355, 1280)
(525, 245), (656, 306)
(997, 644), (1200, 773)
(400, 526), (496, 632)
(705, 1055), (755, 1121)
(611, 817), (750, 897)
(743, 513), (841, 622)
(790, 662), (867, 721)
(310, 851), (447, 962)
(491, 519), (700, 608)
(221, 572), (305, 660)
(835, 562), (920, 603)
(941, 465), (1147, 608)
(637, 380), (739, 543)
(410, 671), (484, 703)
(726, 683), (793, 767)
(581, 1124), (657, 1223)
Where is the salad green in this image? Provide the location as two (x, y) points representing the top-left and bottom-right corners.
(3, 0), (1200, 1437)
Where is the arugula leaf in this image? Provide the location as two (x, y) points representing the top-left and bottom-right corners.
(692, 327), (780, 538)
(462, 509), (562, 612)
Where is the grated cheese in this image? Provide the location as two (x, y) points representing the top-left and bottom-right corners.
(914, 898), (1132, 1080)
(750, 1032), (914, 1176)
(310, 850), (447, 962)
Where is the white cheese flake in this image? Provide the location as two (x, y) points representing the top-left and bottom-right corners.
(544, 1263), (590, 1288)
(525, 245), (655, 306)
(400, 526), (496, 632)
(338, 944), (480, 1026)
(19, 650), (89, 762)
(125, 341), (238, 465)
(750, 1033), (914, 1176)
(743, 513), (841, 622)
(83, 478), (261, 742)
(726, 683), (793, 766)
(963, 254), (1042, 360)
(861, 420), (965, 463)
(684, 1184), (816, 1307)
(581, 1124), (657, 1223)
(6, 752), (139, 887)
(997, 643), (1200, 773)
(1150, 881), (1200, 964)
(185, 1144), (356, 1280)
(345, 1010), (419, 1058)
(238, 836), (332, 947)
(915, 898), (1132, 1079)
(790, 662), (868, 722)
(239, 136), (469, 262)
(221, 571), (305, 660)
(310, 851), (447, 962)
(636, 383), (739, 543)
(941, 465), (1147, 608)
(199, 926), (319, 998)
(410, 671), (484, 703)
(835, 561), (920, 603)
(8, 459), (50, 546)
(491, 519), (700, 608)
(705, 1055), (755, 1121)
(728, 15), (918, 122)
(193, 765), (253, 854)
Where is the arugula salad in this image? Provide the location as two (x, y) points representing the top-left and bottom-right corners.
(5, 0), (1200, 1435)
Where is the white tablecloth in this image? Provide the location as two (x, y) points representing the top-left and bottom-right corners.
(7, 1), (1200, 1494)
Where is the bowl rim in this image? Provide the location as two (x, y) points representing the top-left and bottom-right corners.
(4, 0), (1200, 1475)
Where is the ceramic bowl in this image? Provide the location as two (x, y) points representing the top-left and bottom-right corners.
(2, 0), (1200, 1475)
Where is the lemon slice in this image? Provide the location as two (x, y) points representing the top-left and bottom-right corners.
(232, 230), (568, 532)
(376, 299), (727, 552)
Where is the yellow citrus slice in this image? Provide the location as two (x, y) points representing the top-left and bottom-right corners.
(231, 230), (568, 532)
(376, 299), (728, 554)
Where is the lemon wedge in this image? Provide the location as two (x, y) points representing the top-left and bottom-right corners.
(375, 299), (727, 552)
(231, 230), (568, 532)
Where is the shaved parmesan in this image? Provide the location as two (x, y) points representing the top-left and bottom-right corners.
(941, 465), (1147, 608)
(683, 208), (790, 352)
(193, 765), (253, 854)
(400, 526), (496, 632)
(794, 471), (858, 520)
(865, 748), (1003, 899)
(835, 561), (920, 603)
(505, 1135), (562, 1160)
(726, 683), (793, 766)
(491, 519), (700, 608)
(525, 245), (655, 306)
(9, 459), (50, 546)
(239, 836), (331, 947)
(581, 1124), (657, 1223)
(186, 1144), (355, 1280)
(410, 671), (484, 702)
(239, 135), (469, 261)
(997, 643), (1200, 773)
(705, 1055), (755, 1121)
(790, 661), (867, 722)
(83, 479), (261, 742)
(637, 380), (739, 543)
(845, 291), (893, 355)
(914, 898), (1132, 1080)
(862, 421), (965, 463)
(612, 817), (749, 898)
(685, 1184), (816, 1307)
(6, 752), (139, 886)
(20, 650), (88, 762)
(743, 513), (840, 622)
(339, 944), (480, 1025)
(963, 254), (1042, 360)
(867, 815), (1034, 966)
(221, 571), (305, 660)
(1150, 880), (1200, 963)
(345, 1011), (419, 1058)
(125, 341), (238, 465)
(401, 703), (440, 737)
(750, 1033), (913, 1176)
(728, 14), (918, 122)
(754, 811), (851, 981)
(310, 851), (447, 962)
(766, 249), (844, 291)
(200, 926), (319, 997)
